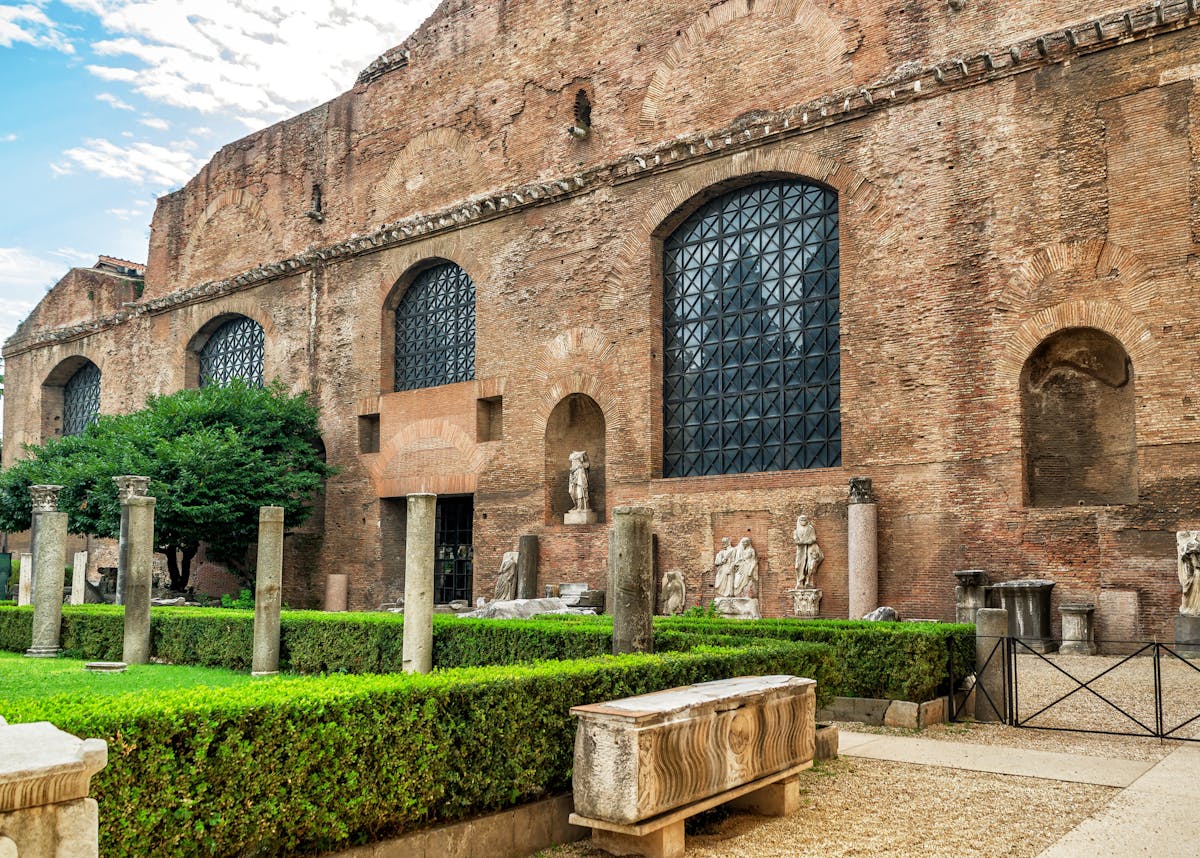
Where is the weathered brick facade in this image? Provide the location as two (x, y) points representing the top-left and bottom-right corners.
(5, 0), (1199, 640)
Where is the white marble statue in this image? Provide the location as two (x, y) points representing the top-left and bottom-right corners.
(730, 537), (759, 598)
(714, 537), (736, 597)
(494, 550), (519, 602)
(793, 514), (824, 589)
(1177, 531), (1200, 617)
(661, 570), (686, 615)
(568, 450), (591, 513)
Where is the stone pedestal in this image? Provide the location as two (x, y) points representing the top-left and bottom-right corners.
(953, 569), (988, 625)
(987, 579), (1057, 653)
(974, 608), (1008, 723)
(788, 588), (822, 618)
(564, 509), (598, 525)
(1059, 603), (1098, 656)
(714, 596), (760, 620)
(17, 553), (32, 606)
(324, 572), (348, 611)
(27, 510), (68, 658)
(122, 496), (156, 665)
(252, 507), (284, 676)
(402, 493), (436, 674)
(0, 722), (108, 858)
(1175, 614), (1200, 659)
(610, 506), (654, 655)
(847, 478), (878, 619)
(517, 534), (539, 600)
(113, 476), (150, 605)
(70, 551), (88, 606)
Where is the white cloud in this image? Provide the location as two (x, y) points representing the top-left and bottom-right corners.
(0, 4), (74, 53)
(69, 0), (438, 127)
(97, 92), (136, 111)
(138, 116), (169, 130)
(106, 199), (152, 220)
(0, 248), (67, 293)
(55, 137), (200, 187)
(0, 133), (16, 143)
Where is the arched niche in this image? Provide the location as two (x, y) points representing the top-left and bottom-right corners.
(545, 393), (606, 523)
(186, 313), (266, 388)
(41, 356), (101, 440)
(1021, 327), (1137, 507)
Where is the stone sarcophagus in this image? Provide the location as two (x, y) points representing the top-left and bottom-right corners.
(571, 675), (815, 825)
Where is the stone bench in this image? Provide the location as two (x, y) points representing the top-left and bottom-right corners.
(569, 675), (816, 858)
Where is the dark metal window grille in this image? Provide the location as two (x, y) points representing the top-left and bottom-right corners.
(662, 180), (840, 477)
(198, 315), (264, 387)
(394, 263), (476, 391)
(434, 496), (473, 604)
(62, 361), (101, 436)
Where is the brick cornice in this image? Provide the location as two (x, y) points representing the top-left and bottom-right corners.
(6, 0), (1197, 359)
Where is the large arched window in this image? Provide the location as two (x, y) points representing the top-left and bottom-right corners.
(62, 360), (101, 436)
(198, 315), (264, 387)
(662, 179), (840, 477)
(393, 262), (476, 392)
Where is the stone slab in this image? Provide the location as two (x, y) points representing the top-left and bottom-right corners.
(1173, 613), (1200, 658)
(838, 731), (1153, 787)
(813, 724), (839, 761)
(0, 722), (108, 811)
(816, 696), (892, 725)
(564, 510), (598, 525)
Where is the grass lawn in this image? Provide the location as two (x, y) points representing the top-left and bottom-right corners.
(0, 651), (258, 722)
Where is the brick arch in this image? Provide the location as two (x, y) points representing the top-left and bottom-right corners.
(185, 300), (277, 349)
(602, 146), (884, 311)
(376, 236), (486, 308)
(180, 187), (278, 287)
(997, 299), (1161, 389)
(639, 0), (848, 129)
(371, 417), (490, 495)
(42, 352), (104, 387)
(530, 327), (624, 430)
(1001, 240), (1156, 315)
(370, 127), (482, 224)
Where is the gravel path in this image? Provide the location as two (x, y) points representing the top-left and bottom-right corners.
(546, 758), (1114, 858)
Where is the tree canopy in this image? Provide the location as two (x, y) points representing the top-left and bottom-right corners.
(0, 381), (334, 591)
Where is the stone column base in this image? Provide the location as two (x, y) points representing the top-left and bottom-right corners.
(564, 510), (598, 525)
(787, 588), (822, 618)
(24, 646), (62, 659)
(1175, 613), (1200, 658)
(713, 597), (760, 620)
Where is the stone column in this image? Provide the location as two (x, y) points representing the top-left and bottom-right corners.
(974, 607), (1008, 723)
(17, 553), (33, 607)
(402, 493), (436, 674)
(953, 569), (988, 624)
(609, 506), (654, 655)
(113, 476), (150, 604)
(0, 721), (108, 858)
(252, 507), (285, 676)
(121, 496), (156, 665)
(323, 572), (348, 611)
(847, 477), (878, 619)
(1059, 604), (1098, 656)
(516, 534), (539, 600)
(70, 551), (88, 606)
(26, 487), (67, 658)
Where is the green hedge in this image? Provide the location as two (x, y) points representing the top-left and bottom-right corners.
(0, 606), (968, 701)
(8, 642), (835, 857)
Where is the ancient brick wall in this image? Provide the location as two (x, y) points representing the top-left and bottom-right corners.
(5, 1), (1200, 641)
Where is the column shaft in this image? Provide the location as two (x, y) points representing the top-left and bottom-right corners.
(252, 507), (285, 676)
(402, 493), (436, 674)
(26, 511), (68, 657)
(610, 506), (654, 655)
(122, 497), (156, 665)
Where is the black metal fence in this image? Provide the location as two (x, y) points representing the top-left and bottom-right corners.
(953, 636), (1200, 742)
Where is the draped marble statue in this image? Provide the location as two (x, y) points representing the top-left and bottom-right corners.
(714, 537), (736, 597)
(1177, 532), (1200, 617)
(494, 550), (519, 602)
(792, 514), (824, 589)
(661, 570), (686, 615)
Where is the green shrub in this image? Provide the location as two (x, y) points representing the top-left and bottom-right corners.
(219, 588), (255, 610)
(9, 642), (835, 857)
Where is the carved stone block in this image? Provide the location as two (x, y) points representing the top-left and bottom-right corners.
(788, 587), (822, 618)
(571, 675), (815, 825)
(714, 596), (760, 619)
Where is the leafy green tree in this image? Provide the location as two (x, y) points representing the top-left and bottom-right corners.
(0, 381), (334, 591)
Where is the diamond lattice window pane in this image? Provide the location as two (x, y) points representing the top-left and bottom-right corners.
(198, 315), (265, 388)
(394, 263), (476, 392)
(62, 361), (101, 436)
(662, 180), (840, 477)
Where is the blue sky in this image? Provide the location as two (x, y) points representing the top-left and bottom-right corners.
(0, 0), (439, 346)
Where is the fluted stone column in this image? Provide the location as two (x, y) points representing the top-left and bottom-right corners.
(517, 534), (539, 600)
(26, 486), (67, 658)
(610, 506), (654, 655)
(252, 507), (284, 676)
(121, 496), (156, 665)
(17, 552), (32, 606)
(113, 476), (150, 604)
(974, 608), (1008, 723)
(402, 493), (436, 674)
(70, 551), (88, 606)
(847, 477), (878, 619)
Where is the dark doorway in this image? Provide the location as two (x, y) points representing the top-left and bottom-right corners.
(435, 495), (473, 604)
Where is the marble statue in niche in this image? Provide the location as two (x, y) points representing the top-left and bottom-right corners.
(714, 537), (736, 597)
(730, 537), (759, 599)
(792, 514), (824, 589)
(564, 450), (598, 524)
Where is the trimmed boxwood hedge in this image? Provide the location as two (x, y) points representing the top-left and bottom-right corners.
(7, 642), (835, 857)
(0, 605), (969, 701)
